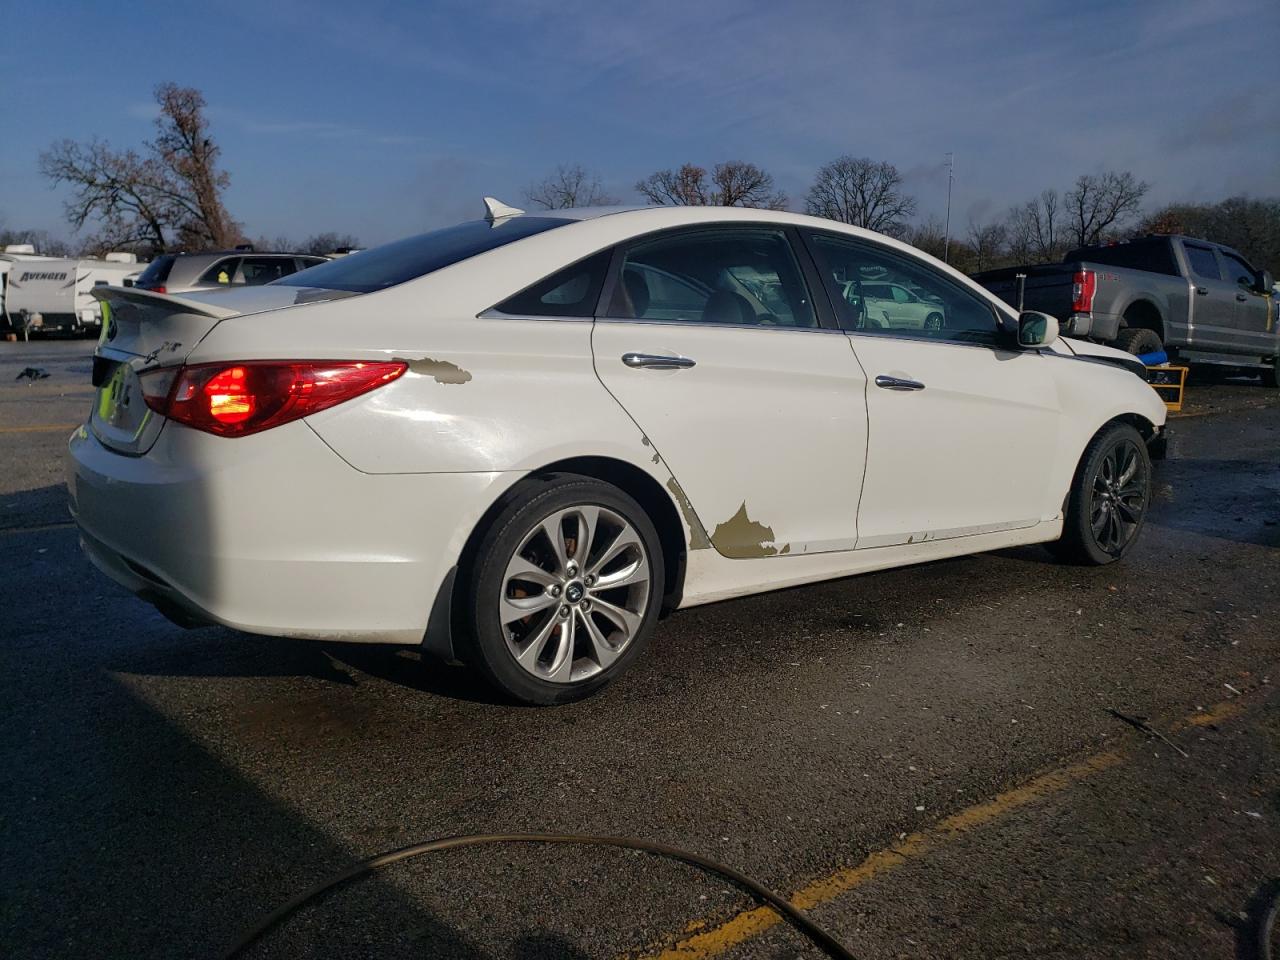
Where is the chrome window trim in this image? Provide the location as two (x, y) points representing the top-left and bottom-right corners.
(592, 315), (846, 334)
(476, 308), (593, 322)
(843, 326), (1018, 352)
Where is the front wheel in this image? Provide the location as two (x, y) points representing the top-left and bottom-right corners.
(459, 474), (664, 705)
(1048, 423), (1152, 565)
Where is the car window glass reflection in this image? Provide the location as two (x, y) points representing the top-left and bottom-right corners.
(812, 235), (999, 345)
(610, 229), (816, 328)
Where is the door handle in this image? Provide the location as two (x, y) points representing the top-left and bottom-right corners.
(621, 352), (696, 370)
(1195, 287), (1208, 295)
(874, 375), (925, 391)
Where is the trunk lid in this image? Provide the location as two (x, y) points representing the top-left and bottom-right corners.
(89, 287), (240, 455)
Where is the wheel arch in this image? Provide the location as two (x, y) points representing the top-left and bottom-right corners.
(1119, 298), (1165, 342)
(428, 456), (688, 664)
(1058, 412), (1159, 512)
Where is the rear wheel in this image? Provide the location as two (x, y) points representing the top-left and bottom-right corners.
(1048, 423), (1151, 565)
(459, 474), (664, 705)
(1113, 326), (1163, 356)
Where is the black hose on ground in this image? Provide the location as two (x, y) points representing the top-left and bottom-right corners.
(221, 832), (858, 960)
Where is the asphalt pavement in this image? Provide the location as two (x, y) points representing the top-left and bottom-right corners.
(1, 338), (1277, 959)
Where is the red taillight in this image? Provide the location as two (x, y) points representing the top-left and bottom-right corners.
(139, 360), (407, 437)
(139, 284), (167, 294)
(1071, 270), (1096, 314)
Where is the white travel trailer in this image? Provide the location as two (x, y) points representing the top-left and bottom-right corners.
(1, 245), (60, 324)
(4, 253), (141, 336)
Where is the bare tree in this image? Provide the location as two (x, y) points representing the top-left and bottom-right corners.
(967, 219), (1008, 271)
(1064, 171), (1149, 247)
(526, 164), (616, 209)
(1137, 196), (1280, 275)
(636, 163), (710, 205)
(39, 83), (238, 253)
(1005, 189), (1063, 263)
(902, 217), (948, 260)
(0, 226), (72, 257)
(151, 83), (239, 249)
(40, 140), (173, 252)
(299, 232), (361, 255)
(636, 161), (786, 208)
(804, 156), (916, 233)
(710, 161), (787, 208)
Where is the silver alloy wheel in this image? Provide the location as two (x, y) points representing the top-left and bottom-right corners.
(1089, 438), (1147, 554)
(499, 505), (651, 684)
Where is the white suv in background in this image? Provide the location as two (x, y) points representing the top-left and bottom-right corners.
(132, 250), (328, 295)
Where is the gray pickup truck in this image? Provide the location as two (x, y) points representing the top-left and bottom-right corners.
(973, 235), (1278, 386)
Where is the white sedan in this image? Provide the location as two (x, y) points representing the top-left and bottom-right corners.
(68, 201), (1168, 704)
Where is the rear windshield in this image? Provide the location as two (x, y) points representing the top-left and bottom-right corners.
(273, 218), (570, 293)
(1065, 241), (1178, 276)
(135, 255), (175, 287)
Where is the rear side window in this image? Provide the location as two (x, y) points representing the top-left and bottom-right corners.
(275, 218), (570, 293)
(494, 250), (611, 317)
(606, 228), (816, 328)
(1184, 244), (1221, 280)
(136, 256), (174, 287)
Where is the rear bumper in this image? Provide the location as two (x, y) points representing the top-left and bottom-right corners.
(1063, 312), (1122, 341)
(66, 420), (511, 644)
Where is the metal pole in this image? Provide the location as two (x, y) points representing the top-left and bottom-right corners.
(943, 152), (954, 263)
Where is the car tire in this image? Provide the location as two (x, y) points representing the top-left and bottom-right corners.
(1113, 327), (1163, 356)
(459, 473), (665, 705)
(1261, 356), (1278, 389)
(1048, 423), (1152, 566)
(924, 312), (943, 331)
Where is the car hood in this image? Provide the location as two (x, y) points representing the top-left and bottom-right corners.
(174, 284), (358, 316)
(1058, 337), (1147, 378)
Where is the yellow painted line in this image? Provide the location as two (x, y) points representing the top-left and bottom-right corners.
(0, 423), (78, 435)
(632, 695), (1253, 960)
(1178, 698), (1245, 728)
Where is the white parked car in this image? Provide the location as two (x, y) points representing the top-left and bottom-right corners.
(68, 201), (1168, 704)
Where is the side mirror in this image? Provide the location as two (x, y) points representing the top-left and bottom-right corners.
(1260, 270), (1274, 294)
(1018, 311), (1059, 348)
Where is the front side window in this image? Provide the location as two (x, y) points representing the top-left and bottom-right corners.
(1184, 244), (1221, 280)
(808, 233), (1001, 345)
(1222, 252), (1256, 287)
(494, 250), (611, 317)
(607, 228), (816, 328)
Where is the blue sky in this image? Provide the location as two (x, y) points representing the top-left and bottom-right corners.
(3, 0), (1278, 247)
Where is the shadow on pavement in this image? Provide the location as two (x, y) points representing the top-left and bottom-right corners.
(0, 668), (491, 959)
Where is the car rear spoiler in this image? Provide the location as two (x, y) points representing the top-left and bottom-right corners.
(90, 284), (241, 320)
(90, 286), (241, 387)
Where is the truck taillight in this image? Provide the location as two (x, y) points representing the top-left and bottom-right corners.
(1071, 270), (1096, 314)
(138, 360), (407, 437)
